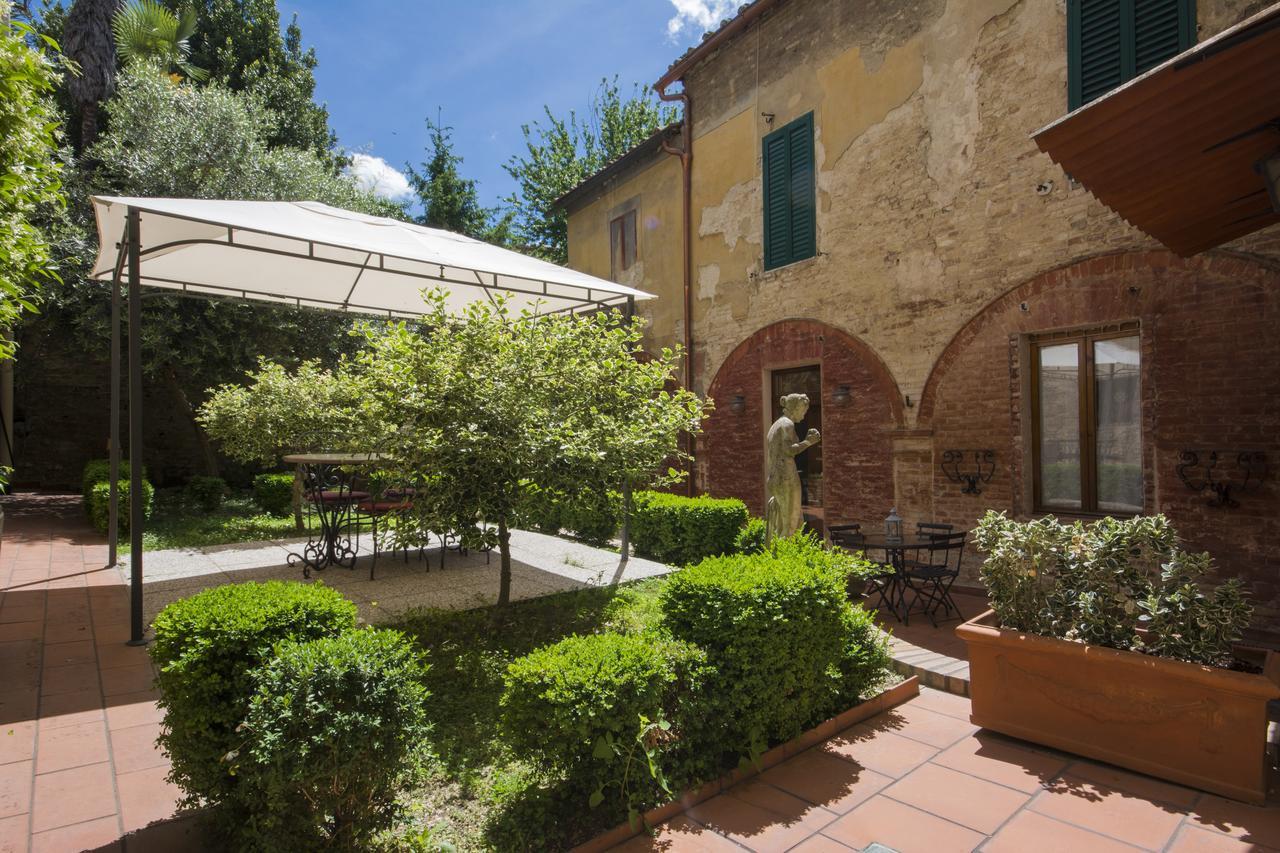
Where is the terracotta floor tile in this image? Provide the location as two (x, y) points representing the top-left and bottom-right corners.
(983, 809), (1144, 853)
(0, 813), (28, 853)
(34, 722), (110, 775)
(1188, 794), (1280, 848)
(823, 722), (939, 779)
(38, 663), (99, 697)
(1067, 760), (1200, 808)
(906, 688), (972, 721)
(611, 815), (741, 852)
(108, 724), (167, 775)
(0, 762), (32, 820)
(100, 664), (154, 698)
(1167, 825), (1276, 853)
(725, 776), (838, 826)
(39, 641), (95, 669)
(0, 725), (35, 768)
(869, 702), (976, 749)
(881, 762), (1028, 834)
(0, 624), (41, 644)
(1028, 772), (1187, 850)
(115, 765), (180, 832)
(29, 762), (116, 833)
(758, 749), (892, 814)
(104, 694), (163, 732)
(0, 607), (43, 626)
(786, 834), (857, 851)
(821, 794), (984, 852)
(41, 622), (95, 645)
(688, 786), (829, 852)
(0, 689), (37, 724)
(29, 816), (121, 853)
(92, 623), (133, 646)
(94, 643), (149, 672)
(36, 690), (104, 731)
(931, 732), (1069, 793)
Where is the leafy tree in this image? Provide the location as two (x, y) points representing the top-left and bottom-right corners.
(39, 70), (402, 475)
(353, 293), (706, 606)
(60, 0), (121, 149)
(0, 10), (66, 359)
(407, 114), (512, 245)
(112, 0), (206, 80)
(504, 77), (677, 262)
(165, 0), (332, 156)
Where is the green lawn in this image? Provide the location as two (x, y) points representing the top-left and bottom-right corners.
(388, 579), (667, 852)
(122, 490), (302, 553)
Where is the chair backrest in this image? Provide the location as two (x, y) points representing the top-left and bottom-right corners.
(917, 521), (955, 538)
(922, 531), (967, 571)
(827, 523), (864, 549)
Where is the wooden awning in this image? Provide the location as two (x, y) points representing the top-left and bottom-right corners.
(1033, 4), (1280, 257)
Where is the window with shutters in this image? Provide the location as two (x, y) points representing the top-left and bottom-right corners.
(762, 112), (816, 271)
(609, 209), (637, 280)
(1068, 0), (1196, 110)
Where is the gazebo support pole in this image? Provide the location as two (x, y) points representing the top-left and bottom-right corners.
(619, 296), (635, 560)
(126, 208), (146, 646)
(107, 225), (126, 567)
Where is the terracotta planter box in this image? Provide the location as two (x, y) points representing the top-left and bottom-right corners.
(957, 609), (1280, 804)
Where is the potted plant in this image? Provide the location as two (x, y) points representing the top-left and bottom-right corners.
(957, 512), (1278, 804)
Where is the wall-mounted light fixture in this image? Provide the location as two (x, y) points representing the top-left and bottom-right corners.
(904, 394), (914, 409)
(832, 385), (851, 405)
(730, 394), (746, 415)
(1257, 152), (1280, 213)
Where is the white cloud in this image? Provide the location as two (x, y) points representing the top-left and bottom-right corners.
(345, 153), (413, 201)
(666, 0), (737, 41)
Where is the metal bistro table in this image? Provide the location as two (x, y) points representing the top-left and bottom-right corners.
(847, 531), (963, 624)
(283, 452), (383, 578)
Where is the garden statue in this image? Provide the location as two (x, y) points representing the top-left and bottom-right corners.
(765, 393), (821, 543)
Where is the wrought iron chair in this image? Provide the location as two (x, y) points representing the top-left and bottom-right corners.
(899, 531), (967, 627)
(829, 523), (900, 619)
(354, 482), (423, 580)
(916, 521), (954, 538)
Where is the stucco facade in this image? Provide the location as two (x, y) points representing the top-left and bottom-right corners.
(563, 0), (1280, 635)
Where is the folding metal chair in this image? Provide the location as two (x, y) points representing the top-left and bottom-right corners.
(900, 531), (967, 627)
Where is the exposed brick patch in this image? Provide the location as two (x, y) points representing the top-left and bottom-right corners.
(702, 319), (904, 522)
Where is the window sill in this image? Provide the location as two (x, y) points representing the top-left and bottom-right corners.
(760, 253), (822, 281)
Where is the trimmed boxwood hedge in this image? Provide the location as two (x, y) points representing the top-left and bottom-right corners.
(86, 479), (153, 534)
(81, 457), (146, 505)
(150, 581), (357, 826)
(252, 472), (295, 517)
(236, 628), (430, 850)
(660, 535), (890, 753)
(630, 492), (748, 566)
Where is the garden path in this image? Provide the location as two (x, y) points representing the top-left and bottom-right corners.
(609, 686), (1280, 852)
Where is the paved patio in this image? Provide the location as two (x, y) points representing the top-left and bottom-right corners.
(0, 493), (674, 853)
(612, 687), (1280, 852)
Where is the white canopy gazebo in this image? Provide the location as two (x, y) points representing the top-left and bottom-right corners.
(89, 196), (654, 643)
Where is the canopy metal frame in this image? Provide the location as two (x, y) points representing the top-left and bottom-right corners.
(104, 203), (641, 645)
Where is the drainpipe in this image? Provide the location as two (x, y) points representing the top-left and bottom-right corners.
(657, 85), (695, 496)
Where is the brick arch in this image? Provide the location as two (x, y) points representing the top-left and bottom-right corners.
(916, 249), (1279, 427)
(701, 318), (904, 523)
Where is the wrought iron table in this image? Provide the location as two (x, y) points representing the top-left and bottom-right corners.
(283, 452), (383, 578)
(838, 531), (968, 624)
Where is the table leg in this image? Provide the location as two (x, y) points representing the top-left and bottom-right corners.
(287, 462), (360, 577)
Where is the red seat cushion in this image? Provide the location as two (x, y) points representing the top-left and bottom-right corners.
(357, 500), (412, 513)
(311, 490), (371, 503)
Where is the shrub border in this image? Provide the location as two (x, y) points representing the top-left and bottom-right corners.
(570, 675), (920, 852)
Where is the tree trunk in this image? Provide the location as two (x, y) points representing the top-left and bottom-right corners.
(292, 464), (304, 532)
(497, 517), (512, 607)
(79, 101), (100, 150)
(163, 363), (219, 477)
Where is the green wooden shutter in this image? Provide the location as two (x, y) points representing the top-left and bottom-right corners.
(1068, 0), (1195, 110)
(787, 113), (816, 264)
(762, 112), (816, 271)
(763, 127), (791, 269)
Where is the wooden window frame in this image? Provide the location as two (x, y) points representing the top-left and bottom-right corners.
(1029, 322), (1142, 515)
(1067, 0), (1196, 110)
(609, 209), (638, 280)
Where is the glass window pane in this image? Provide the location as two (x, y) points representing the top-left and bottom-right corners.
(1038, 343), (1081, 509)
(1094, 336), (1142, 512)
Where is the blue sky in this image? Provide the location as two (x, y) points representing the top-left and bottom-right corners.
(277, 0), (737, 210)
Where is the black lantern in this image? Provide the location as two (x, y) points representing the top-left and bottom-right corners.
(884, 507), (903, 544)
